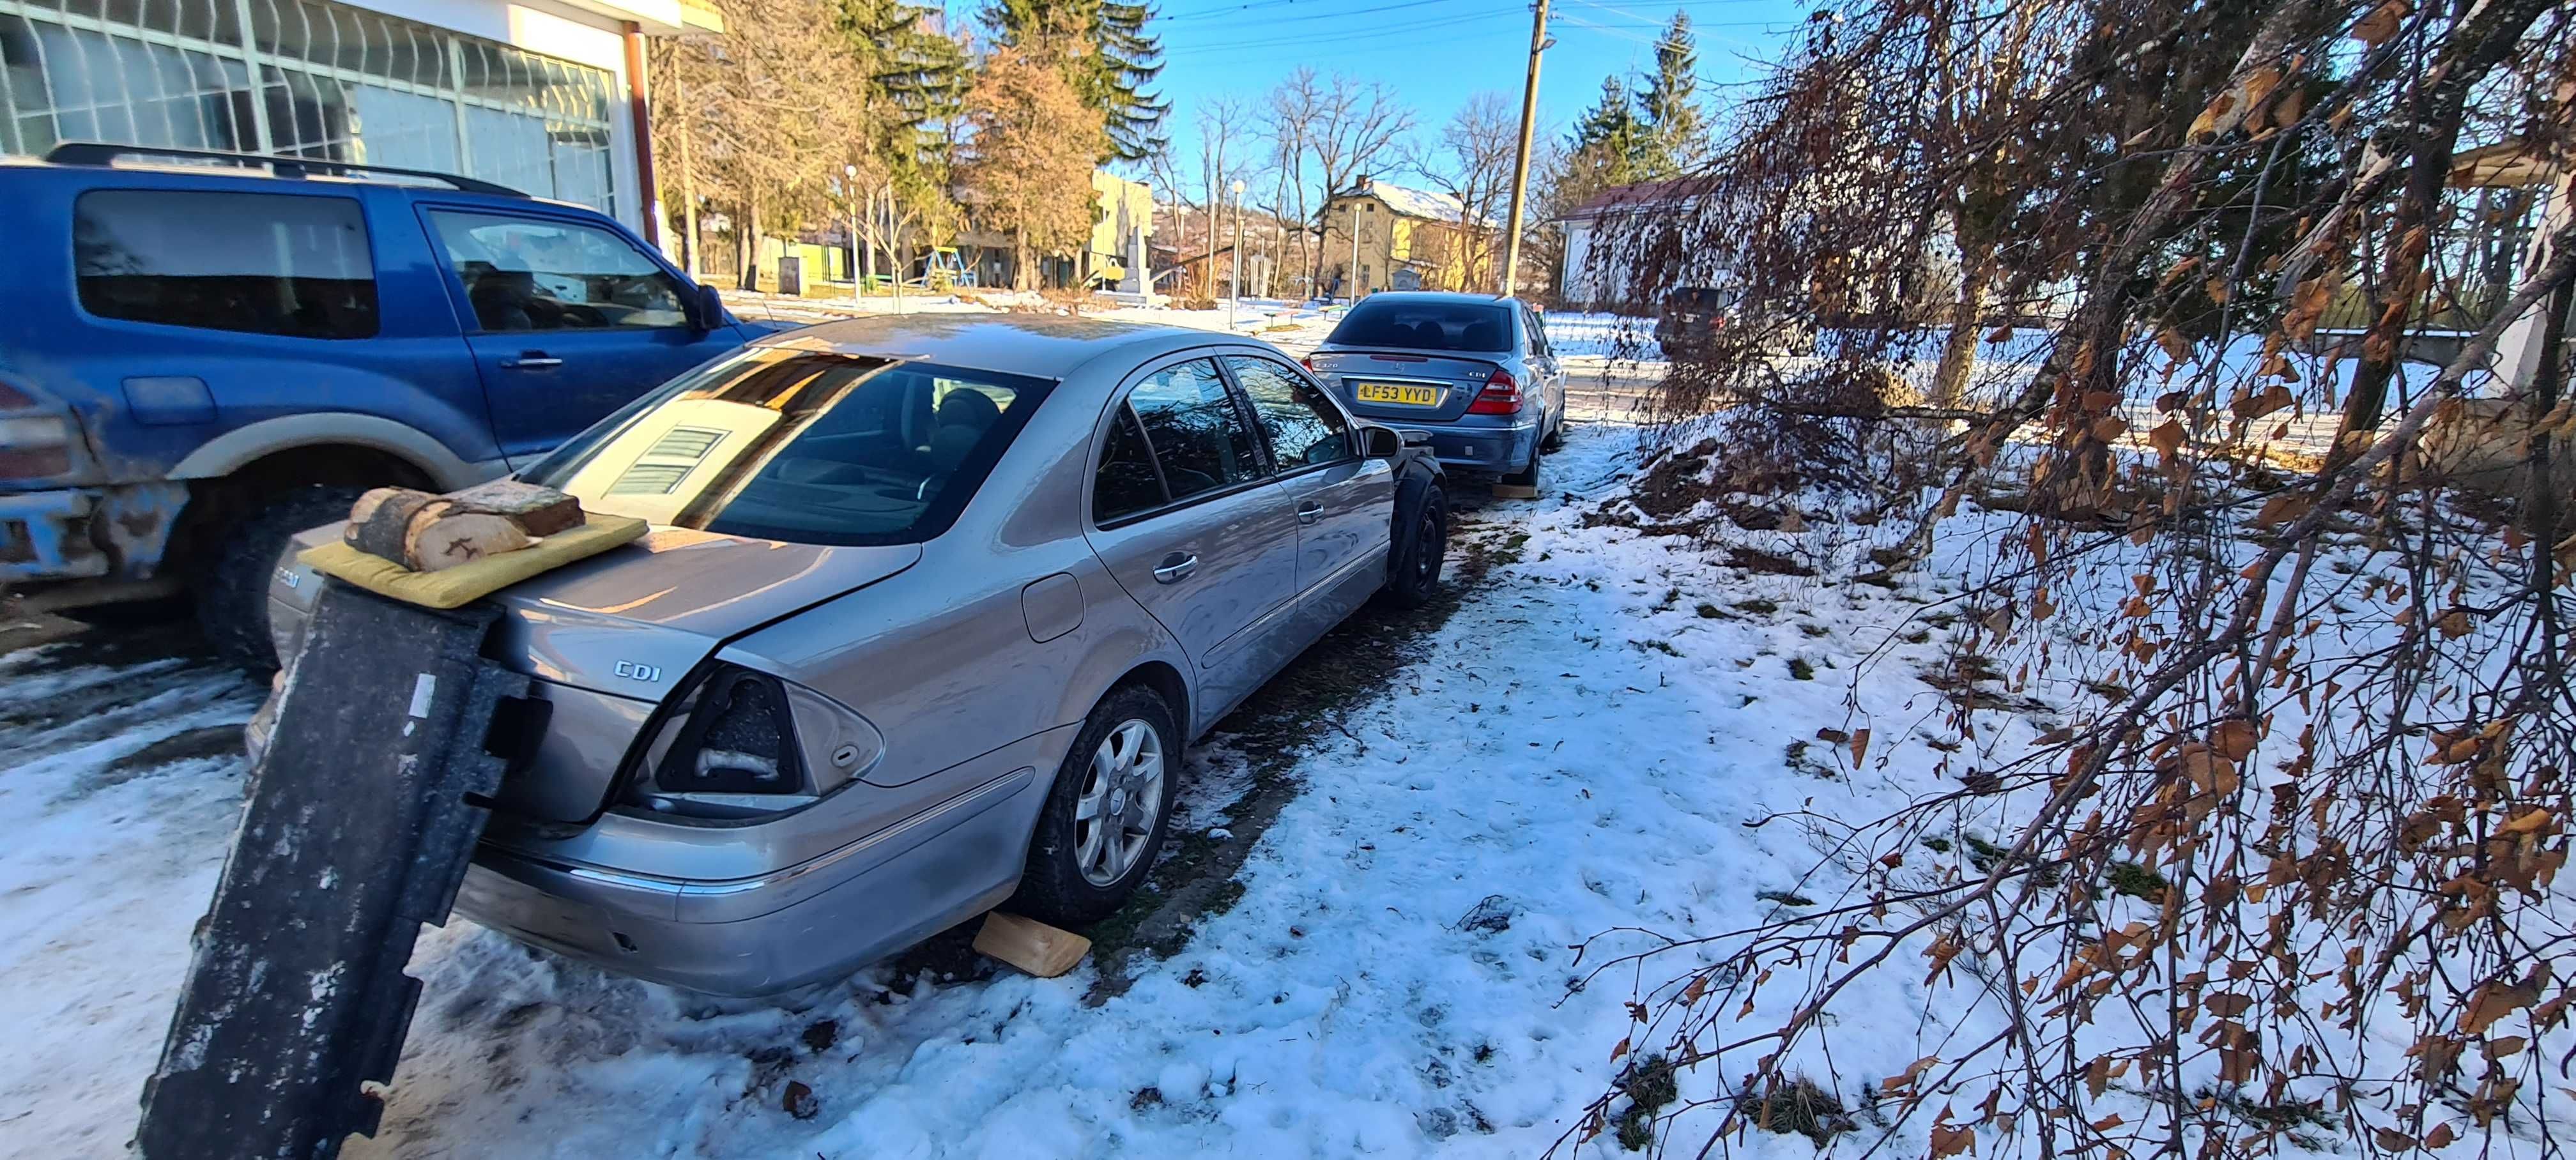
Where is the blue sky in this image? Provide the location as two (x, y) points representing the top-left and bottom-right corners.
(1142, 0), (1813, 182)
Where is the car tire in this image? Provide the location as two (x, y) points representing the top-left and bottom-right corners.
(197, 485), (365, 673)
(1541, 410), (1567, 453)
(1009, 683), (1181, 927)
(1379, 472), (1448, 609)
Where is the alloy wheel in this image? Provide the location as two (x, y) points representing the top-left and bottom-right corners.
(1073, 719), (1165, 886)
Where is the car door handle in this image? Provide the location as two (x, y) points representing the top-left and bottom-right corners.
(1153, 553), (1199, 583)
(1296, 500), (1323, 525)
(500, 352), (562, 369)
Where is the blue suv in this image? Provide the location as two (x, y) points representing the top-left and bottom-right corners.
(0, 144), (769, 666)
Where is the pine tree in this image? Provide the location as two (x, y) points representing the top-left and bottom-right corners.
(1636, 10), (1704, 178)
(843, 0), (972, 162)
(1569, 75), (1648, 186)
(981, 0), (1169, 162)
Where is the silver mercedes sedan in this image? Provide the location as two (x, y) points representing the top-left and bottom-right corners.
(263, 315), (1449, 995)
(1305, 292), (1567, 491)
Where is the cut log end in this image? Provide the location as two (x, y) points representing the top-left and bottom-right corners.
(972, 911), (1091, 978)
(406, 512), (531, 572)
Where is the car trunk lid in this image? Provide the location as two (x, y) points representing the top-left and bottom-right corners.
(271, 523), (919, 698)
(1306, 347), (1503, 422)
(479, 526), (919, 698)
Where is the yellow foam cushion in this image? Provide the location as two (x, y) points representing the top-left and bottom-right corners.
(298, 514), (650, 609)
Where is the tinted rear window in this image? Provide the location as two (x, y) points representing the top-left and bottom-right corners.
(523, 349), (1052, 546)
(74, 190), (377, 339)
(1327, 299), (1513, 353)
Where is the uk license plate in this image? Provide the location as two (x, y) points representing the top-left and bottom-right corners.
(1355, 381), (1440, 406)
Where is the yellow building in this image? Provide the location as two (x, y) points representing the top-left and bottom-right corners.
(1086, 171), (1154, 293)
(1321, 178), (1496, 298)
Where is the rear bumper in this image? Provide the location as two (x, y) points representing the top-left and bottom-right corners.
(0, 482), (187, 593)
(1377, 420), (1539, 474)
(454, 742), (1062, 995)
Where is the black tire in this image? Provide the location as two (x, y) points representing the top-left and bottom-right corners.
(1379, 471), (1449, 609)
(197, 485), (365, 673)
(1541, 410), (1567, 453)
(1009, 684), (1181, 927)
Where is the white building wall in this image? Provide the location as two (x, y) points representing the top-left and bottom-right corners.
(337, 0), (645, 231)
(2494, 174), (2570, 390)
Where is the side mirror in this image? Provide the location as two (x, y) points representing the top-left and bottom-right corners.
(690, 284), (725, 332)
(1361, 425), (1402, 459)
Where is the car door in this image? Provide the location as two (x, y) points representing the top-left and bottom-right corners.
(1083, 356), (1302, 724)
(420, 204), (742, 466)
(1221, 353), (1394, 640)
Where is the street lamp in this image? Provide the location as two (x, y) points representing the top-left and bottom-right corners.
(1229, 178), (1246, 330)
(843, 164), (862, 303)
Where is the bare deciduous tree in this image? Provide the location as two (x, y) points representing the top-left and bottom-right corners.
(1406, 91), (1517, 293)
(1564, 0), (2576, 1155)
(1267, 67), (1414, 289)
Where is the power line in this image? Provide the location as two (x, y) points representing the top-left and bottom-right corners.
(1160, 0), (1478, 24)
(1160, 8), (1506, 55)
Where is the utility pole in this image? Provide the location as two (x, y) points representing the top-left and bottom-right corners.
(1499, 0), (1551, 297)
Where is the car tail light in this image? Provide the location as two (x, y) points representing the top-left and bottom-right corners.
(1300, 355), (1315, 370)
(1466, 369), (1524, 415)
(624, 663), (881, 820)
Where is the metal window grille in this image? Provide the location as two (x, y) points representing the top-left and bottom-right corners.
(0, 0), (618, 217)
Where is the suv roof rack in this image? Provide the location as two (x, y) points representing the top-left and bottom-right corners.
(43, 141), (528, 197)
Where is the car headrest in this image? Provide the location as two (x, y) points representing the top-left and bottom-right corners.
(1462, 320), (1504, 349)
(936, 389), (1001, 431)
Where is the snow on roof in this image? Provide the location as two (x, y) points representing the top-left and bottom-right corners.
(1354, 179), (1496, 229)
(1558, 178), (1707, 222)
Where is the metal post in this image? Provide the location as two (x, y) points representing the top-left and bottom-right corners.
(1499, 0), (1551, 297)
(1350, 202), (1361, 301)
(846, 165), (862, 303)
(1229, 178), (1245, 328)
(622, 23), (657, 246)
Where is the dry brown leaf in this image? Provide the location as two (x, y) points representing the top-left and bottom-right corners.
(2147, 420), (2186, 458)
(2352, 0), (2409, 46)
(2212, 719), (2260, 761)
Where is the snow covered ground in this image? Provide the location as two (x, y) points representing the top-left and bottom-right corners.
(0, 409), (2064, 1159)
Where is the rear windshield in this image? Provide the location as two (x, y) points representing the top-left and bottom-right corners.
(1667, 287), (1740, 310)
(1327, 299), (1514, 353)
(522, 348), (1052, 546)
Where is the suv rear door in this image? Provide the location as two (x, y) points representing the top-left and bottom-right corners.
(47, 179), (500, 482)
(418, 202), (744, 466)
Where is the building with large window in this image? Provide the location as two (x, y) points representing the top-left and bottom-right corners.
(0, 0), (716, 236)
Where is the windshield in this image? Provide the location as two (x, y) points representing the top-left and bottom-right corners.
(522, 348), (1053, 546)
(1327, 299), (1514, 353)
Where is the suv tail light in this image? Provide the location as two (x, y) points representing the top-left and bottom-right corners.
(1466, 369), (1524, 415)
(0, 381), (75, 478)
(623, 663), (881, 820)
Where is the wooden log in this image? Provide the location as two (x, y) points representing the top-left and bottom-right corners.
(344, 489), (441, 563)
(403, 512), (530, 572)
(972, 911), (1091, 978)
(443, 479), (583, 537)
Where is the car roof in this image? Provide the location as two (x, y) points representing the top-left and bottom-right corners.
(756, 313), (1261, 382)
(1353, 291), (1519, 307)
(0, 153), (585, 215)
